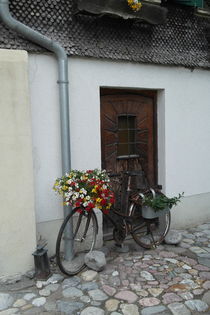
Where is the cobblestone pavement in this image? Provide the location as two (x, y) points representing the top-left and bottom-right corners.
(1, 223), (210, 314)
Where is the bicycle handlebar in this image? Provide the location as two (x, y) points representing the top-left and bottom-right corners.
(108, 171), (162, 191)
(108, 170), (145, 177)
(108, 173), (120, 178)
(123, 170), (145, 176)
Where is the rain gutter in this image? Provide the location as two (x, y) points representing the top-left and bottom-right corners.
(0, 0), (73, 259)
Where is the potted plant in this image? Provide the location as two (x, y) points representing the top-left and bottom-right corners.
(140, 189), (183, 219)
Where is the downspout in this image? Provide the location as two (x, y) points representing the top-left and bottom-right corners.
(0, 0), (73, 259)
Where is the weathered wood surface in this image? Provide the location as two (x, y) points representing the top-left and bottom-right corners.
(100, 94), (157, 186)
(77, 0), (168, 24)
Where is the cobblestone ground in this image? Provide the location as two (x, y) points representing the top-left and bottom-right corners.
(1, 223), (210, 314)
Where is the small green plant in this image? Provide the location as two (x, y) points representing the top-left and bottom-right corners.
(143, 192), (184, 212)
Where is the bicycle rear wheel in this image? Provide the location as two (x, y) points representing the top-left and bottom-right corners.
(130, 202), (171, 249)
(56, 208), (98, 276)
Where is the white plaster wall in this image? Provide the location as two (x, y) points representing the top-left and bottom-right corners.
(28, 54), (210, 234)
(0, 49), (36, 277)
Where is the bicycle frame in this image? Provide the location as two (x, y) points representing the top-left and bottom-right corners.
(104, 170), (165, 244)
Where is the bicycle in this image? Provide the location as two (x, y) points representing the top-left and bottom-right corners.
(56, 170), (171, 276)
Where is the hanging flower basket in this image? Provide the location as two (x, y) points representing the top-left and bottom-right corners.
(53, 169), (115, 214)
(75, 0), (168, 24)
(140, 189), (183, 219)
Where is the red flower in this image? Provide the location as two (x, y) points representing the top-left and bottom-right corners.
(75, 201), (81, 207)
(86, 202), (95, 211)
(76, 208), (83, 214)
(110, 197), (115, 204)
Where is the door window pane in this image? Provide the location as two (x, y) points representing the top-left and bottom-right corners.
(117, 115), (137, 157)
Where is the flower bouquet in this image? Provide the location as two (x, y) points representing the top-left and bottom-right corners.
(53, 169), (115, 214)
(127, 0), (142, 11)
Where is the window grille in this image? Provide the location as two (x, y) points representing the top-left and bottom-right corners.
(117, 115), (139, 158)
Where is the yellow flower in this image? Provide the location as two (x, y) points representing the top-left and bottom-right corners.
(92, 185), (98, 193)
(96, 198), (102, 203)
(127, 0), (142, 11)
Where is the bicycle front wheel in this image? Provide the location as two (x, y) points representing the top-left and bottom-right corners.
(56, 208), (98, 276)
(130, 203), (171, 249)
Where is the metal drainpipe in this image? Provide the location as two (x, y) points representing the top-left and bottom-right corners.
(0, 0), (73, 260)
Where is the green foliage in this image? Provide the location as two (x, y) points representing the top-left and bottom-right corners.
(174, 0), (203, 8)
(143, 192), (184, 212)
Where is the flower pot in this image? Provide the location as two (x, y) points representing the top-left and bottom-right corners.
(142, 206), (170, 219)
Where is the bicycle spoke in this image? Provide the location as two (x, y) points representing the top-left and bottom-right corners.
(82, 212), (92, 240)
(132, 222), (147, 234)
(148, 224), (157, 247)
(73, 212), (83, 239)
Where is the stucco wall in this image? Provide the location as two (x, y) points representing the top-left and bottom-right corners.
(28, 54), (210, 251)
(0, 49), (36, 277)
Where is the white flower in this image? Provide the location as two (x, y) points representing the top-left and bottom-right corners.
(80, 194), (84, 199)
(72, 192), (79, 200)
(86, 196), (90, 200)
(65, 191), (73, 198)
(80, 188), (87, 195)
(83, 201), (88, 207)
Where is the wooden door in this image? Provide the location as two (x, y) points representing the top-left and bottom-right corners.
(101, 93), (157, 186)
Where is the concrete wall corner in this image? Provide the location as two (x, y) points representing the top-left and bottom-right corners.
(0, 49), (36, 277)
